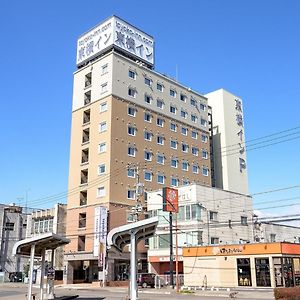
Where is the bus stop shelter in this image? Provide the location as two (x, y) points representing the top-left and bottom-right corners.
(12, 233), (70, 300)
(107, 216), (159, 300)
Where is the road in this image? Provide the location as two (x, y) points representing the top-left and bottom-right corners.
(0, 283), (275, 300)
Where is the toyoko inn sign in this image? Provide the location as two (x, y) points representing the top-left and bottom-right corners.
(76, 16), (154, 67)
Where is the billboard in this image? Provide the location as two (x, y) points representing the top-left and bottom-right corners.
(94, 206), (108, 269)
(162, 187), (178, 213)
(77, 16), (154, 67)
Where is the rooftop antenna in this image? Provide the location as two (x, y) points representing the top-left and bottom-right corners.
(175, 64), (178, 81)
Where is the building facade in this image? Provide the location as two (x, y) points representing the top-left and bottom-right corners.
(146, 184), (253, 275)
(0, 204), (28, 282)
(26, 203), (67, 283)
(65, 16), (212, 283)
(206, 89), (249, 195)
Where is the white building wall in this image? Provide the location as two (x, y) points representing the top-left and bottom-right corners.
(206, 89), (249, 195)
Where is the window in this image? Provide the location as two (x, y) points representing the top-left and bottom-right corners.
(127, 168), (135, 178)
(157, 83), (163, 92)
(190, 97), (196, 107)
(270, 233), (276, 242)
(191, 114), (198, 123)
(182, 161), (188, 171)
(182, 143), (189, 153)
(209, 211), (218, 221)
(170, 140), (177, 149)
(83, 109), (90, 124)
(170, 89), (176, 97)
(144, 131), (152, 141)
(156, 118), (164, 128)
(181, 110), (187, 119)
(170, 122), (177, 132)
(171, 177), (179, 187)
(79, 213), (86, 228)
(100, 102), (107, 112)
(180, 94), (187, 102)
(84, 91), (91, 105)
(128, 106), (136, 117)
(157, 99), (164, 109)
(170, 105), (177, 114)
(241, 216), (248, 226)
(127, 190), (135, 199)
(157, 174), (165, 184)
(192, 165), (199, 174)
(101, 64), (108, 75)
(81, 169), (88, 184)
(157, 136), (164, 145)
(183, 179), (190, 185)
(5, 222), (14, 231)
(144, 171), (152, 181)
(171, 158), (178, 168)
(202, 166), (209, 176)
(98, 142), (106, 153)
(144, 112), (152, 122)
(81, 148), (89, 164)
(128, 126), (136, 136)
(97, 187), (105, 197)
(128, 87), (136, 98)
(144, 151), (152, 161)
(144, 77), (152, 86)
(202, 149), (208, 159)
(78, 235), (86, 251)
(99, 121), (107, 132)
(128, 146), (136, 157)
(201, 118), (207, 127)
(80, 190), (87, 206)
(210, 237), (219, 245)
(98, 164), (106, 175)
(157, 154), (165, 164)
(129, 70), (136, 79)
(101, 82), (108, 93)
(181, 127), (188, 135)
(85, 72), (92, 87)
(192, 147), (199, 156)
(200, 103), (206, 111)
(144, 94), (152, 104)
(190, 132), (197, 141)
(201, 133), (208, 143)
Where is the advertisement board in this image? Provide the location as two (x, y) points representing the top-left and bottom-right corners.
(77, 16), (154, 67)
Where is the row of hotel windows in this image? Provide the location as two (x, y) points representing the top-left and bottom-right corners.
(128, 69), (207, 110)
(128, 87), (207, 126)
(128, 106), (209, 141)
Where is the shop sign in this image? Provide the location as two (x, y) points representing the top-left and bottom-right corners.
(212, 246), (244, 255)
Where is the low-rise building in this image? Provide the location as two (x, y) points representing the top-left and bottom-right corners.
(0, 204), (28, 281)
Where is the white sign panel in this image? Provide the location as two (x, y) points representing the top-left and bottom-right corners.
(94, 206), (108, 257)
(77, 16), (154, 66)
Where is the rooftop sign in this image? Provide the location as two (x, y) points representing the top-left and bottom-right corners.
(76, 16), (154, 67)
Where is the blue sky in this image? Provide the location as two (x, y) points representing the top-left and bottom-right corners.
(1, 0), (300, 220)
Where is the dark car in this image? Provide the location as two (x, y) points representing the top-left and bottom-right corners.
(10, 272), (23, 282)
(137, 273), (156, 288)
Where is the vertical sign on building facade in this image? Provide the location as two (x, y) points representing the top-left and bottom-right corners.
(162, 187), (179, 213)
(94, 206), (108, 269)
(235, 98), (247, 172)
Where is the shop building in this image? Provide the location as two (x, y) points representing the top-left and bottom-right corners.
(183, 242), (300, 288)
(147, 184), (253, 275)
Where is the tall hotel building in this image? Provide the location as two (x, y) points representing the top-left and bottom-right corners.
(65, 16), (247, 283)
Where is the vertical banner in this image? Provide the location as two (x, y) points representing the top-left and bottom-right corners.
(94, 206), (108, 268)
(162, 187), (179, 213)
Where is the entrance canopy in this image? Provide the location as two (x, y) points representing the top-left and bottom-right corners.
(12, 232), (70, 257)
(107, 216), (159, 252)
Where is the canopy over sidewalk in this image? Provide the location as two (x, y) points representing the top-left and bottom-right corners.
(12, 233), (70, 300)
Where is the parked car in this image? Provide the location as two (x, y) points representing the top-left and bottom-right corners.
(9, 272), (23, 282)
(137, 273), (156, 288)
